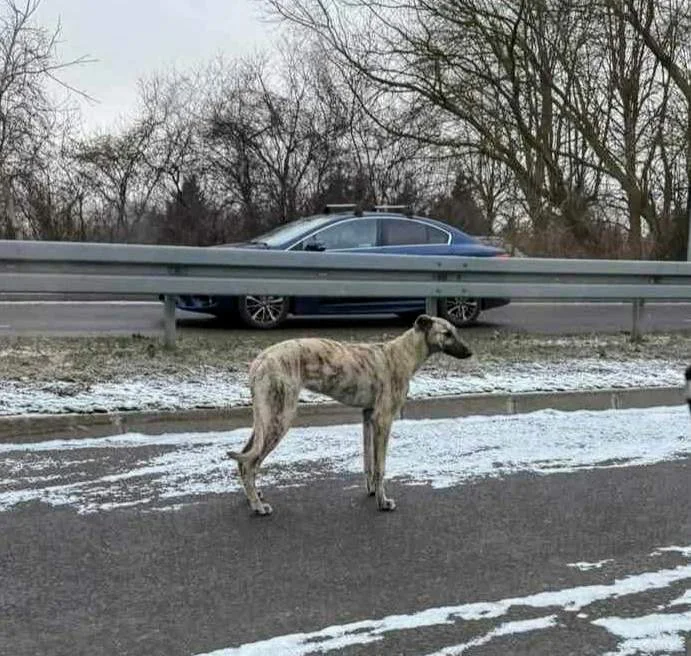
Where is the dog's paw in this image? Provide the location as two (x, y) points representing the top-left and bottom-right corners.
(377, 498), (396, 512)
(252, 502), (273, 516)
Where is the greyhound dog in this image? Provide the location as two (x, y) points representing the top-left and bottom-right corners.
(228, 314), (473, 515)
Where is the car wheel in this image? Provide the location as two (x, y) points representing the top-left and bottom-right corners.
(439, 297), (481, 327)
(237, 295), (289, 329)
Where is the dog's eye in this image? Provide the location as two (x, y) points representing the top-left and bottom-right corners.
(443, 330), (453, 338)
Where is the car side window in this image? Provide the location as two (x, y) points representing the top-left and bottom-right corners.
(302, 218), (378, 250)
(380, 218), (448, 246)
(425, 225), (449, 244)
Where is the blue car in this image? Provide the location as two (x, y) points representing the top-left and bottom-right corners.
(175, 207), (511, 328)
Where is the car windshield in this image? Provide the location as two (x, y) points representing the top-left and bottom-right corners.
(250, 214), (335, 247)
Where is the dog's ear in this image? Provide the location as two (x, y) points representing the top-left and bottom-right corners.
(414, 314), (434, 332)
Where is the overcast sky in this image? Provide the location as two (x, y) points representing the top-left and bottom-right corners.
(36, 0), (273, 132)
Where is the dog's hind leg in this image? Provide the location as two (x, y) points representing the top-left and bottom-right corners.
(234, 432), (263, 500)
(230, 381), (273, 514)
(362, 409), (375, 495)
(255, 382), (299, 468)
(371, 410), (396, 511)
(235, 432), (270, 515)
(240, 378), (300, 516)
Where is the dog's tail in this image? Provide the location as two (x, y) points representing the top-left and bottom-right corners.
(685, 365), (691, 413)
(227, 431), (263, 464)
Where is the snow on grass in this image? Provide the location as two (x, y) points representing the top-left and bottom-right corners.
(0, 358), (685, 416)
(0, 405), (688, 514)
(194, 546), (691, 656)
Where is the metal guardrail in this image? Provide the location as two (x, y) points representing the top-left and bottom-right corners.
(1, 239), (690, 345)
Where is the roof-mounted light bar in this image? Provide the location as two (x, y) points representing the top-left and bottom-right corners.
(324, 204), (357, 213)
(323, 203), (414, 216)
(372, 204), (413, 216)
(323, 203), (364, 216)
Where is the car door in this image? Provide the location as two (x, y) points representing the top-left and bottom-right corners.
(291, 217), (383, 314)
(357, 217), (453, 314)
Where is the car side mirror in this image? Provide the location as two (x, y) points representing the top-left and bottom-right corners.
(304, 242), (326, 252)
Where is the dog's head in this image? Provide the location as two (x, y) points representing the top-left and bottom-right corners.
(685, 365), (691, 414)
(414, 314), (472, 359)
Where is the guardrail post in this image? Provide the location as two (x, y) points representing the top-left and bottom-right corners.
(425, 297), (438, 316)
(631, 299), (644, 342)
(163, 295), (176, 348)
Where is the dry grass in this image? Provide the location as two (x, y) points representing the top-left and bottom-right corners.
(1, 323), (690, 385)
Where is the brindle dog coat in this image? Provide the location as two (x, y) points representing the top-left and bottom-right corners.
(228, 314), (473, 515)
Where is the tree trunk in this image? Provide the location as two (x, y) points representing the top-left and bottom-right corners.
(2, 178), (16, 239)
(626, 189), (643, 259)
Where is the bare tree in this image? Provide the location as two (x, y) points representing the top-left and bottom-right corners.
(72, 116), (165, 240)
(263, 1), (601, 244)
(17, 112), (92, 240)
(0, 0), (91, 237)
(263, 0), (691, 257)
(135, 69), (205, 204)
(603, 0), (691, 258)
(205, 48), (349, 228)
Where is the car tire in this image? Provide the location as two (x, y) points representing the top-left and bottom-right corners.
(237, 295), (289, 329)
(439, 297), (481, 327)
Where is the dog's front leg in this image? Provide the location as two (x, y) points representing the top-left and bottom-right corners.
(362, 409), (375, 495)
(371, 412), (395, 511)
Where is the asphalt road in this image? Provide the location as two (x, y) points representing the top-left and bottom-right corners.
(0, 300), (690, 336)
(1, 435), (690, 655)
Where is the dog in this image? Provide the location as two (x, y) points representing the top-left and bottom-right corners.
(686, 365), (691, 414)
(228, 314), (473, 515)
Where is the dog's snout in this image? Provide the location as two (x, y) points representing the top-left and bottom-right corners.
(446, 341), (472, 359)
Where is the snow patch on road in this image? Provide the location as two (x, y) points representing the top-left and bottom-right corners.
(594, 612), (691, 656)
(422, 616), (559, 655)
(194, 547), (691, 656)
(567, 559), (614, 571)
(0, 405), (688, 514)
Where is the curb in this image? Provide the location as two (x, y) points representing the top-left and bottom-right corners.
(0, 386), (684, 444)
